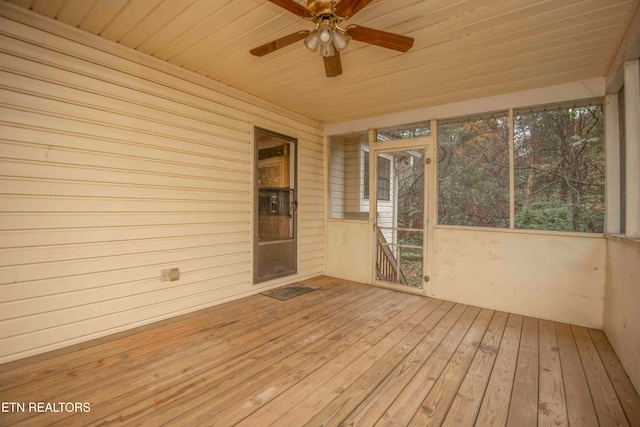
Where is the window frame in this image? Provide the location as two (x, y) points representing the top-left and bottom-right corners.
(436, 111), (511, 229)
(363, 149), (392, 202)
(377, 156), (391, 201)
(434, 98), (605, 235)
(328, 97), (606, 237)
(512, 101), (605, 234)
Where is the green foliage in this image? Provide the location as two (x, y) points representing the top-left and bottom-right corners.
(515, 201), (573, 231)
(515, 198), (604, 233)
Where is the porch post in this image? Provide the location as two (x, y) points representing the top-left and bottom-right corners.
(624, 59), (640, 238)
(604, 94), (621, 234)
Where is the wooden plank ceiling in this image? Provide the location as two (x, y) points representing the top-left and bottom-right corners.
(7, 0), (639, 123)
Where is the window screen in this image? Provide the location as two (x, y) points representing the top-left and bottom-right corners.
(514, 102), (604, 232)
(437, 113), (510, 227)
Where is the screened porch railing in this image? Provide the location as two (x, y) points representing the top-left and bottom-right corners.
(376, 227), (407, 285)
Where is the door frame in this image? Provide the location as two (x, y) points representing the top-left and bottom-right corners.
(253, 127), (298, 284)
(369, 134), (435, 296)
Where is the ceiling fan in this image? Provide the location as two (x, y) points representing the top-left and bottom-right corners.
(250, 0), (414, 77)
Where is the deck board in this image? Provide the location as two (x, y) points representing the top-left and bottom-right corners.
(271, 298), (446, 427)
(474, 314), (523, 427)
(0, 276), (638, 426)
(538, 319), (568, 426)
(376, 306), (482, 426)
(507, 316), (539, 427)
(555, 322), (599, 427)
(342, 304), (468, 426)
(408, 308), (495, 426)
(572, 325), (630, 426)
(304, 301), (457, 427)
(588, 328), (640, 426)
(442, 311), (508, 426)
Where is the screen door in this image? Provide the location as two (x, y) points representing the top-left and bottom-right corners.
(373, 148), (426, 290)
(254, 128), (297, 283)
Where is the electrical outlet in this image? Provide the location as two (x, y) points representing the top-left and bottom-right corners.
(161, 268), (180, 282)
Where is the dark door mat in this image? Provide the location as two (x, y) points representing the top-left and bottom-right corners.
(260, 284), (319, 301)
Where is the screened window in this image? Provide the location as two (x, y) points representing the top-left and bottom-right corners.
(377, 121), (431, 142)
(377, 157), (391, 201)
(363, 153), (369, 199)
(364, 154), (391, 201)
(618, 88), (626, 232)
(437, 113), (510, 227)
(514, 102), (604, 232)
(328, 134), (369, 220)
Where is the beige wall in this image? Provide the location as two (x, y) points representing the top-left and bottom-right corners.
(603, 237), (640, 393)
(430, 227), (606, 327)
(324, 222), (607, 327)
(325, 220), (372, 284)
(0, 6), (324, 364)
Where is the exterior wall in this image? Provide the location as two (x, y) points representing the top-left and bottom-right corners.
(0, 6), (324, 364)
(430, 227), (606, 328)
(603, 237), (640, 393)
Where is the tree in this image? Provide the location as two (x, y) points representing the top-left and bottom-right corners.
(514, 106), (604, 232)
(437, 116), (510, 228)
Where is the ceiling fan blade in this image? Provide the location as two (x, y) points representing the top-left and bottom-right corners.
(268, 0), (314, 19)
(323, 52), (343, 77)
(250, 30), (309, 57)
(333, 0), (374, 19)
(346, 25), (414, 52)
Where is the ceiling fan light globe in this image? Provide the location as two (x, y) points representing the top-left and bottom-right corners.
(304, 30), (320, 52)
(332, 30), (349, 51)
(320, 42), (335, 57)
(319, 28), (332, 44)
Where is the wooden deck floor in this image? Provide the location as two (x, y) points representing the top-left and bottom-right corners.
(0, 276), (639, 426)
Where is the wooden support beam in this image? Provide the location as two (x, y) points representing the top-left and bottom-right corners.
(624, 59), (640, 238)
(605, 94), (622, 234)
(606, 2), (640, 94)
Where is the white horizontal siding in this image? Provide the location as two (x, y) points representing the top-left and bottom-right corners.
(344, 138), (360, 213)
(359, 144), (370, 214)
(329, 138), (345, 218)
(0, 6), (324, 363)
